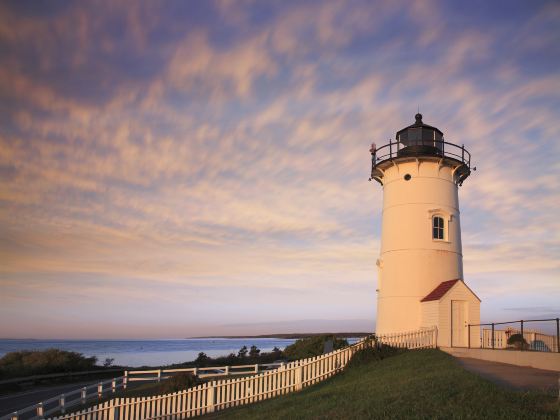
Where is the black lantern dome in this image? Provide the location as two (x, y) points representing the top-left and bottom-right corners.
(369, 113), (473, 186)
(396, 113), (444, 157)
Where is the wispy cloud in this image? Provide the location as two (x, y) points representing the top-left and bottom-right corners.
(0, 0), (558, 338)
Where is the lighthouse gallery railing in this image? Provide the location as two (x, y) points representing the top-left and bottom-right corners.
(371, 138), (472, 171)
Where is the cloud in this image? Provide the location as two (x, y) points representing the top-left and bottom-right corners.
(0, 0), (558, 338)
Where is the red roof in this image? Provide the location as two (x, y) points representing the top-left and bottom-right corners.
(421, 279), (460, 302)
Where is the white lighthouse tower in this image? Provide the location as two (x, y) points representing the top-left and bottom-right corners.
(371, 114), (480, 347)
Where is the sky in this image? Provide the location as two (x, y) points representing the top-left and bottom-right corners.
(0, 0), (559, 339)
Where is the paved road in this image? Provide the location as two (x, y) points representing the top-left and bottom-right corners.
(456, 357), (559, 392)
(0, 381), (98, 417)
(0, 380), (147, 418)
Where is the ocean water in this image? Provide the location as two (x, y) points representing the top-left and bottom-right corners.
(0, 338), (302, 368)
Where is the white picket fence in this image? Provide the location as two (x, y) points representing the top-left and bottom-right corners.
(2, 364), (285, 419)
(42, 328), (437, 420)
(376, 328), (438, 349)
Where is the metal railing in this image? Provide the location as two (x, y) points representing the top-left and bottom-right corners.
(371, 139), (471, 171)
(468, 318), (560, 352)
(1, 377), (127, 420)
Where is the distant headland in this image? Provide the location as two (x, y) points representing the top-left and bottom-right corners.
(188, 332), (371, 339)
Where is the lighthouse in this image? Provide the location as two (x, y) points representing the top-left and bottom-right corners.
(371, 114), (480, 347)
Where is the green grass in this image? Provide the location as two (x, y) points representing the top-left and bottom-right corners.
(207, 349), (557, 419)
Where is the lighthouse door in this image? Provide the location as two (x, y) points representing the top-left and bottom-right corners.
(451, 300), (468, 347)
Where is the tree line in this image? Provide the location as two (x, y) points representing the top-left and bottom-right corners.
(0, 335), (350, 379)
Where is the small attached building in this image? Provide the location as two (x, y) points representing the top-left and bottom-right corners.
(420, 279), (480, 348)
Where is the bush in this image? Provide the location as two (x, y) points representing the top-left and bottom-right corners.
(0, 349), (98, 379)
(249, 345), (260, 358)
(346, 344), (404, 368)
(166, 345), (283, 370)
(283, 335), (348, 360)
(157, 372), (198, 394)
(507, 333), (528, 350)
(194, 352), (210, 367)
(238, 346), (248, 358)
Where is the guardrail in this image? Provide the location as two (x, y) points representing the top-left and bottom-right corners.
(40, 328), (437, 420)
(468, 318), (559, 352)
(1, 377), (126, 420)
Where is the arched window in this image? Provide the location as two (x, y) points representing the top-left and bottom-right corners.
(433, 216), (445, 240)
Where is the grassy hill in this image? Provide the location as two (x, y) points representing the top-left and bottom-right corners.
(207, 349), (557, 419)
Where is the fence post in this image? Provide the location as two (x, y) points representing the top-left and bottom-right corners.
(193, 367), (198, 377)
(389, 139), (392, 157)
(98, 382), (103, 399)
(491, 323), (495, 349)
(60, 394), (66, 414)
(123, 371), (128, 390)
(112, 378), (117, 393)
(36, 402), (44, 417)
(10, 412), (18, 420)
(468, 325), (471, 348)
(520, 320), (524, 351)
(81, 387), (87, 404)
(207, 381), (216, 413)
(225, 365), (230, 376)
(157, 369), (162, 382)
(556, 318), (560, 352)
(254, 364), (259, 374)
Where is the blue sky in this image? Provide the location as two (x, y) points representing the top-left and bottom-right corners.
(0, 0), (559, 338)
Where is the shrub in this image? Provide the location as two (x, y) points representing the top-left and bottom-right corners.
(0, 349), (98, 379)
(157, 372), (198, 394)
(346, 344), (404, 368)
(194, 352), (210, 367)
(237, 346), (248, 358)
(283, 335), (348, 360)
(249, 345), (260, 358)
(507, 333), (528, 350)
(103, 358), (115, 367)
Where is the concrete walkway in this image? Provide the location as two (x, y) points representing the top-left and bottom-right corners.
(456, 357), (559, 393)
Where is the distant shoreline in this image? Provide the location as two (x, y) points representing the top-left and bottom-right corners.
(0, 333), (372, 341)
(188, 332), (371, 339)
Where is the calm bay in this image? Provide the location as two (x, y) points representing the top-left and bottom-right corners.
(0, 338), (300, 367)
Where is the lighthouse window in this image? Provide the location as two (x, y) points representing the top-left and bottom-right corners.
(433, 216), (445, 240)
